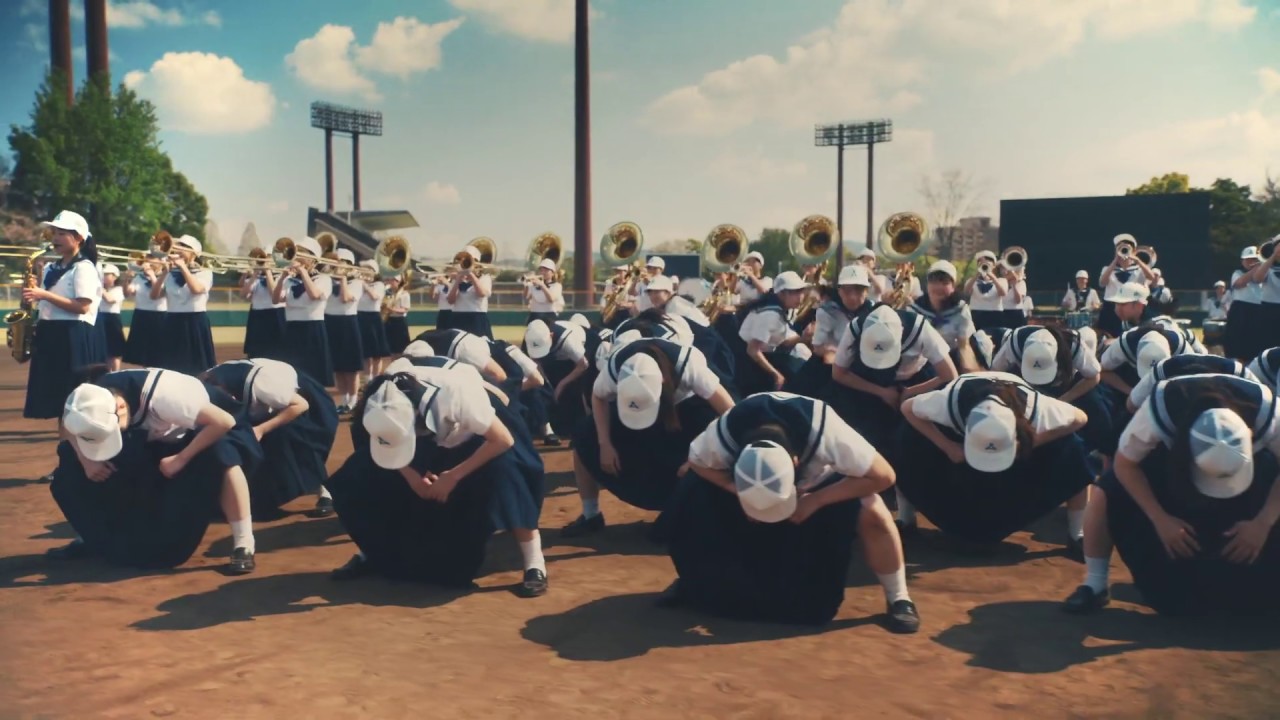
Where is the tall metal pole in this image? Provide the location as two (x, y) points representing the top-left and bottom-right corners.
(84, 0), (109, 80)
(836, 145), (845, 269)
(573, 0), (594, 306)
(351, 133), (362, 212)
(49, 0), (73, 105)
(866, 143), (875, 248)
(324, 129), (334, 212)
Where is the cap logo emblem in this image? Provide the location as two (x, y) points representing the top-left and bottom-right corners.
(874, 343), (885, 351)
(985, 442), (997, 451)
(628, 401), (641, 410)
(376, 437), (391, 446)
(1032, 360), (1043, 368)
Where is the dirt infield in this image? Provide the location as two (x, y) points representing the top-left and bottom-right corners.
(1, 347), (1278, 719)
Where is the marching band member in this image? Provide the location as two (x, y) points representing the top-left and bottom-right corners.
(787, 264), (875, 397)
(1062, 374), (1280, 615)
(22, 210), (105, 421)
(855, 248), (890, 304)
(239, 258), (285, 360)
(446, 247), (494, 339)
(1000, 263), (1028, 329)
(1203, 281), (1230, 320)
(323, 248), (365, 413)
(433, 273), (454, 330)
(356, 260), (391, 380)
(1226, 246), (1263, 361)
(121, 258), (166, 368)
(201, 358), (339, 519)
(97, 264), (125, 373)
(1246, 235), (1280, 357)
(562, 338), (734, 537)
(665, 392), (921, 632)
(895, 372), (1091, 547)
(910, 260), (977, 371)
(965, 251), (1007, 331)
(384, 275), (411, 354)
(735, 271), (811, 395)
(51, 369), (261, 573)
(734, 251), (771, 305)
(1061, 270), (1102, 312)
(328, 365), (549, 597)
(524, 258), (563, 326)
(631, 256), (670, 314)
(151, 235), (215, 376)
(1097, 234), (1156, 338)
(272, 236), (334, 387)
(524, 319), (591, 438)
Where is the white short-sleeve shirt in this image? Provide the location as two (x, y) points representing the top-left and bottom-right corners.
(142, 370), (210, 443)
(39, 258), (101, 324)
(528, 282), (562, 314)
(1002, 278), (1027, 312)
(909, 371), (1081, 435)
(130, 276), (167, 312)
(503, 343), (542, 378)
(451, 274), (492, 313)
(737, 275), (773, 305)
(738, 306), (790, 351)
(813, 304), (854, 350)
(592, 343), (720, 405)
(664, 295), (710, 328)
(100, 285), (123, 315)
(1119, 397), (1280, 463)
(968, 278), (1007, 312)
(1231, 269), (1262, 305)
(249, 278), (284, 311)
(357, 280), (386, 313)
(163, 268), (214, 313)
(990, 331), (1101, 382)
(325, 277), (363, 316)
(434, 282), (453, 311)
(546, 323), (588, 364)
(284, 274), (333, 322)
(834, 318), (950, 380)
(403, 364), (498, 449)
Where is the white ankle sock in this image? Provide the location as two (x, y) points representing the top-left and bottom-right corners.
(318, 486), (332, 500)
(581, 498), (600, 518)
(1084, 556), (1109, 593)
(356, 550), (366, 560)
(878, 567), (911, 604)
(1067, 509), (1086, 540)
(896, 489), (917, 525)
(230, 518), (255, 553)
(542, 423), (555, 437)
(519, 532), (546, 573)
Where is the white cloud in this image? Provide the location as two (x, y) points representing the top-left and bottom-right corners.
(287, 18), (463, 101)
(107, 1), (221, 29)
(707, 149), (808, 186)
(424, 181), (462, 205)
(123, 52), (276, 134)
(447, 0), (589, 44)
(1260, 67), (1280, 98)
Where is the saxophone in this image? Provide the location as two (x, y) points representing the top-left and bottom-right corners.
(5, 246), (50, 363)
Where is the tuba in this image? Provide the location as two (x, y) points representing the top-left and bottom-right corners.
(5, 245), (52, 363)
(1260, 235), (1280, 261)
(789, 215), (839, 322)
(700, 224), (748, 322)
(375, 235), (412, 280)
(600, 222), (645, 324)
(1135, 245), (1157, 268)
(876, 211), (931, 309)
(1000, 246), (1028, 273)
(526, 232), (564, 283)
(453, 237), (496, 274)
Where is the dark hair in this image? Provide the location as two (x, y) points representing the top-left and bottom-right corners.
(740, 290), (779, 315)
(919, 279), (963, 311)
(635, 308), (669, 324)
(80, 235), (99, 264)
(987, 382), (1035, 466)
(1151, 292), (1179, 317)
(634, 344), (681, 432)
(741, 423), (794, 456)
(1037, 325), (1077, 390)
(1165, 385), (1253, 510)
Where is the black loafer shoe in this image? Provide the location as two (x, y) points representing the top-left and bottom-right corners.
(894, 519), (919, 537)
(654, 580), (683, 608)
(543, 433), (562, 447)
(46, 539), (90, 560)
(560, 513), (605, 538)
(331, 554), (372, 581)
(886, 599), (921, 634)
(1061, 585), (1109, 614)
(312, 496), (335, 518)
(228, 547), (256, 575)
(517, 568), (548, 598)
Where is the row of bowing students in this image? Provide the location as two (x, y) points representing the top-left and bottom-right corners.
(30, 209), (1280, 628)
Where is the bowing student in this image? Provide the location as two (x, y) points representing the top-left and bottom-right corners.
(562, 337), (734, 537)
(1128, 353), (1257, 414)
(51, 369), (262, 572)
(910, 260), (978, 371)
(323, 248), (366, 413)
(788, 264), (875, 398)
(446, 247), (494, 339)
(735, 271), (811, 395)
(98, 264), (126, 372)
(965, 251), (1007, 331)
(239, 259), (285, 360)
(23, 211), (106, 421)
(152, 235), (216, 375)
(524, 318), (591, 437)
(1226, 246), (1263, 361)
(121, 258), (166, 368)
(666, 392), (921, 632)
(990, 325), (1109, 450)
(524, 258), (563, 326)
(894, 372), (1091, 547)
(272, 236), (334, 387)
(640, 276), (737, 391)
(355, 261), (391, 380)
(412, 328), (511, 385)
(327, 364), (549, 596)
(201, 358), (340, 519)
(1062, 374), (1280, 615)
(383, 275), (411, 354)
(1248, 347), (1280, 394)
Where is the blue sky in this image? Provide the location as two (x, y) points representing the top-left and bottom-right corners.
(3, 0), (1278, 262)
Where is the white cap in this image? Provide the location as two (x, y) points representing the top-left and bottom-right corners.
(384, 357), (415, 375)
(733, 441), (797, 523)
(42, 210), (91, 239)
(645, 256), (665, 269)
(964, 399), (1018, 473)
(63, 384), (122, 462)
(1075, 270), (1089, 279)
(363, 381), (419, 470)
(613, 329), (642, 348)
(1241, 246), (1259, 260)
(859, 305), (902, 370)
(646, 275), (674, 293)
(100, 263), (120, 277)
(464, 246), (482, 260)
(974, 250), (997, 263)
(744, 251), (765, 264)
(1190, 408), (1254, 498)
(174, 235), (202, 255)
(594, 341), (614, 372)
(927, 260), (958, 282)
(1214, 280), (1226, 288)
(525, 320), (553, 359)
(402, 340), (435, 358)
(615, 354), (663, 430)
(1020, 329), (1058, 386)
(1113, 233), (1137, 247)
(296, 236), (322, 257)
(249, 361), (299, 409)
(360, 259), (378, 272)
(773, 271), (808, 292)
(837, 264), (871, 287)
(336, 248), (355, 264)
(453, 334), (493, 369)
(1135, 333), (1171, 378)
(1104, 282), (1150, 304)
(538, 258), (557, 271)
(857, 247), (876, 260)
(568, 313), (591, 329)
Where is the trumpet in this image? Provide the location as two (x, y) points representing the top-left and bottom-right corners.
(315, 252), (377, 281)
(1000, 246), (1027, 273)
(976, 258), (995, 276)
(149, 230), (173, 256)
(96, 245), (163, 274)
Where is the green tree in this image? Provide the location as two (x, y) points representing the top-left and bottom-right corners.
(7, 74), (207, 249)
(1126, 172), (1191, 195)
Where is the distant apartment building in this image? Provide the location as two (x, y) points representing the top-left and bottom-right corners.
(937, 216), (999, 260)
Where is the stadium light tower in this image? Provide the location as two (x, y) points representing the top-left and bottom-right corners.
(311, 102), (384, 213)
(814, 119), (892, 267)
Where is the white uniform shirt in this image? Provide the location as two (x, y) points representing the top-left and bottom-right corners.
(451, 274), (492, 313)
(1259, 265), (1280, 305)
(592, 344), (720, 405)
(918, 304), (976, 352)
(1102, 262), (1143, 299)
(664, 295), (711, 328)
(434, 282), (453, 311)
(357, 280), (386, 313)
(543, 323), (589, 364)
(738, 305), (791, 351)
(39, 258), (101, 324)
(688, 397), (877, 491)
(1231, 269), (1263, 305)
(1002, 278), (1027, 312)
(163, 268), (214, 313)
(284, 274), (333, 322)
(325, 278), (363, 317)
(1061, 287), (1101, 311)
(249, 278), (284, 311)
(390, 289), (411, 315)
(100, 286), (123, 315)
(1119, 381), (1280, 462)
(813, 304), (858, 350)
(834, 317), (950, 381)
(1201, 294), (1229, 320)
(130, 276), (167, 312)
(1128, 361), (1258, 411)
(401, 364), (497, 449)
(503, 343), (542, 379)
(968, 278), (1007, 312)
(990, 330), (1101, 381)
(139, 370), (210, 443)
(737, 275), (772, 305)
(909, 371), (1082, 434)
(528, 281), (563, 314)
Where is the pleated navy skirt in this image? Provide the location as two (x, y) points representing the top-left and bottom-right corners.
(484, 389), (546, 532)
(784, 356), (832, 399)
(244, 307), (286, 359)
(384, 316), (410, 354)
(97, 312), (126, 358)
(1001, 309), (1027, 328)
(282, 320), (334, 387)
(971, 309), (1005, 332)
(449, 311), (494, 340)
(157, 312), (216, 376)
(735, 349), (805, 397)
(1099, 450), (1280, 616)
(357, 311), (391, 358)
(324, 314), (365, 373)
(24, 319), (106, 419)
(1224, 301), (1260, 361)
(543, 357), (589, 437)
(1049, 384), (1113, 457)
(520, 384), (553, 438)
(1256, 305), (1280, 360)
(665, 473), (861, 625)
(434, 309), (454, 331)
(572, 397), (719, 512)
(689, 322), (738, 397)
(244, 372), (339, 517)
(123, 309), (164, 366)
(891, 423), (1092, 543)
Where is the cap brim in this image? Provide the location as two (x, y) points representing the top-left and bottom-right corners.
(739, 491), (797, 524)
(617, 400), (659, 430)
(41, 219), (79, 232)
(1192, 460), (1253, 499)
(76, 428), (123, 463)
(964, 434), (1015, 473)
(370, 434), (416, 470)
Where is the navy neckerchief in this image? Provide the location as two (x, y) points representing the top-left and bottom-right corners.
(910, 296), (964, 330)
(976, 280), (994, 295)
(169, 268), (187, 288)
(43, 254), (83, 290)
(1113, 267), (1134, 284)
(258, 276), (268, 288)
(457, 278), (474, 293)
(290, 274), (319, 299)
(1073, 287), (1091, 308)
(331, 278), (343, 294)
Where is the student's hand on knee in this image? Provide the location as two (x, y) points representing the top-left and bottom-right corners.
(158, 455), (188, 480)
